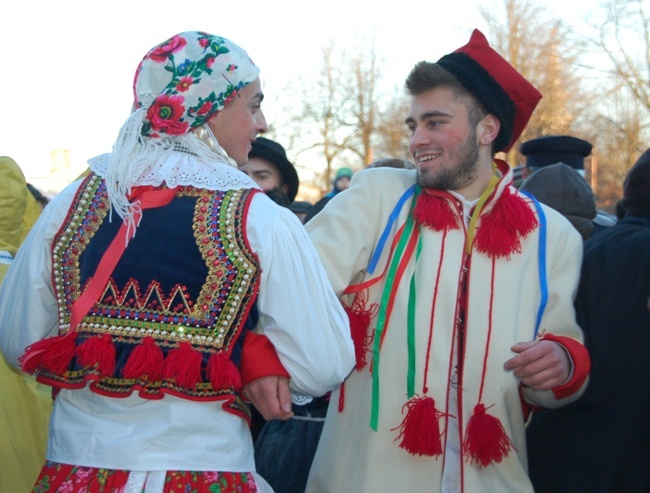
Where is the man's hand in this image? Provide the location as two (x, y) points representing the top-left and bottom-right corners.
(503, 340), (570, 391)
(242, 375), (294, 420)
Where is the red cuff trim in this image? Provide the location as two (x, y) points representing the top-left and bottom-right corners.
(539, 333), (591, 399)
(518, 383), (542, 422)
(240, 332), (290, 389)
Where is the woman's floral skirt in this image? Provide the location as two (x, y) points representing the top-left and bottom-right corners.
(31, 461), (259, 492)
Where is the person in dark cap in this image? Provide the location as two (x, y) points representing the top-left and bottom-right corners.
(240, 136), (299, 208)
(520, 163), (597, 241)
(526, 148), (650, 493)
(520, 135), (593, 177)
(518, 135), (617, 232)
(511, 135), (592, 188)
(304, 29), (590, 492)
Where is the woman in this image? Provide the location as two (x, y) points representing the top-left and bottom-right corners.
(0, 31), (354, 492)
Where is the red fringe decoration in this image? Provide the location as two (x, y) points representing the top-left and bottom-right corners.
(122, 336), (164, 381)
(207, 351), (241, 391)
(475, 191), (538, 259)
(463, 403), (514, 467)
(20, 331), (77, 375)
(75, 333), (116, 378)
(343, 291), (377, 370)
(394, 395), (444, 457)
(163, 341), (203, 389)
(338, 381), (346, 412)
(412, 192), (460, 231)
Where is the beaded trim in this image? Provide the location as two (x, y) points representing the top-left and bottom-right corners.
(43, 174), (260, 413)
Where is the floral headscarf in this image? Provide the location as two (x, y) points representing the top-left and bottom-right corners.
(134, 31), (259, 138)
(92, 31), (260, 233)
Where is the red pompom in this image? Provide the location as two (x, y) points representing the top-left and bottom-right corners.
(163, 341), (203, 389)
(208, 351), (241, 391)
(463, 403), (514, 467)
(343, 291), (377, 371)
(394, 395), (444, 457)
(75, 333), (116, 377)
(412, 193), (460, 231)
(122, 336), (164, 381)
(475, 191), (538, 259)
(20, 331), (77, 375)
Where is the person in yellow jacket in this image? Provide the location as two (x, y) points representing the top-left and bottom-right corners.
(0, 156), (53, 492)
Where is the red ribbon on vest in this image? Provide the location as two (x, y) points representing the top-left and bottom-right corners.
(68, 186), (177, 331)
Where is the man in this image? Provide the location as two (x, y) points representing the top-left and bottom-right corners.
(240, 136), (299, 208)
(303, 30), (590, 492)
(526, 148), (650, 492)
(518, 135), (617, 233)
(519, 135), (592, 179)
(519, 163), (597, 241)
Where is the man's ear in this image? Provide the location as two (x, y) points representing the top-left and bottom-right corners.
(478, 114), (500, 147)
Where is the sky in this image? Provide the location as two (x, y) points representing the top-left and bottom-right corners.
(1, 0), (599, 194)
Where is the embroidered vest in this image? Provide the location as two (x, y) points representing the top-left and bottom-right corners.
(24, 174), (261, 420)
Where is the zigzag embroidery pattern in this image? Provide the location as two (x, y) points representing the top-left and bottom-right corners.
(92, 278), (195, 314)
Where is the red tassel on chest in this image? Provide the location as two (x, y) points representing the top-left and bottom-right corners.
(463, 403), (514, 467)
(475, 191), (538, 259)
(394, 395), (445, 457)
(412, 192), (460, 231)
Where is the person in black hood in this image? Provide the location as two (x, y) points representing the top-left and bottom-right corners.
(527, 148), (650, 493)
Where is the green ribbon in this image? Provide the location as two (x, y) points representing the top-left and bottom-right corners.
(370, 189), (421, 431)
(406, 237), (423, 398)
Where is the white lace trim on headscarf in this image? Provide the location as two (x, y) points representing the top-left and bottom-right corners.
(88, 108), (260, 240)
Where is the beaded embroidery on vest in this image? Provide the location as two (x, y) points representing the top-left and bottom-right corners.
(33, 174), (260, 419)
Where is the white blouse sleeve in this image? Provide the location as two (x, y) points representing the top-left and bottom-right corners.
(245, 193), (355, 397)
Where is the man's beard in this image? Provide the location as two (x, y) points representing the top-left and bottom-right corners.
(266, 187), (292, 208)
(416, 128), (480, 191)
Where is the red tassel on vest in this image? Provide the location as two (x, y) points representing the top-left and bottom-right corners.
(75, 333), (116, 378)
(475, 191), (538, 259)
(122, 336), (164, 381)
(412, 192), (460, 231)
(20, 331), (77, 375)
(344, 291), (377, 371)
(463, 403), (514, 467)
(163, 341), (203, 389)
(394, 395), (444, 457)
(208, 351), (241, 391)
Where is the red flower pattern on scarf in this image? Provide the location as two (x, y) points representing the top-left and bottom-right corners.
(147, 94), (189, 136)
(149, 35), (187, 63)
(176, 76), (194, 92)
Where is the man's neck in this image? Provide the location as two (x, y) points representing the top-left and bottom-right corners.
(452, 159), (497, 201)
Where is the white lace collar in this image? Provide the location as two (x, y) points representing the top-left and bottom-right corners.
(88, 150), (261, 192)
